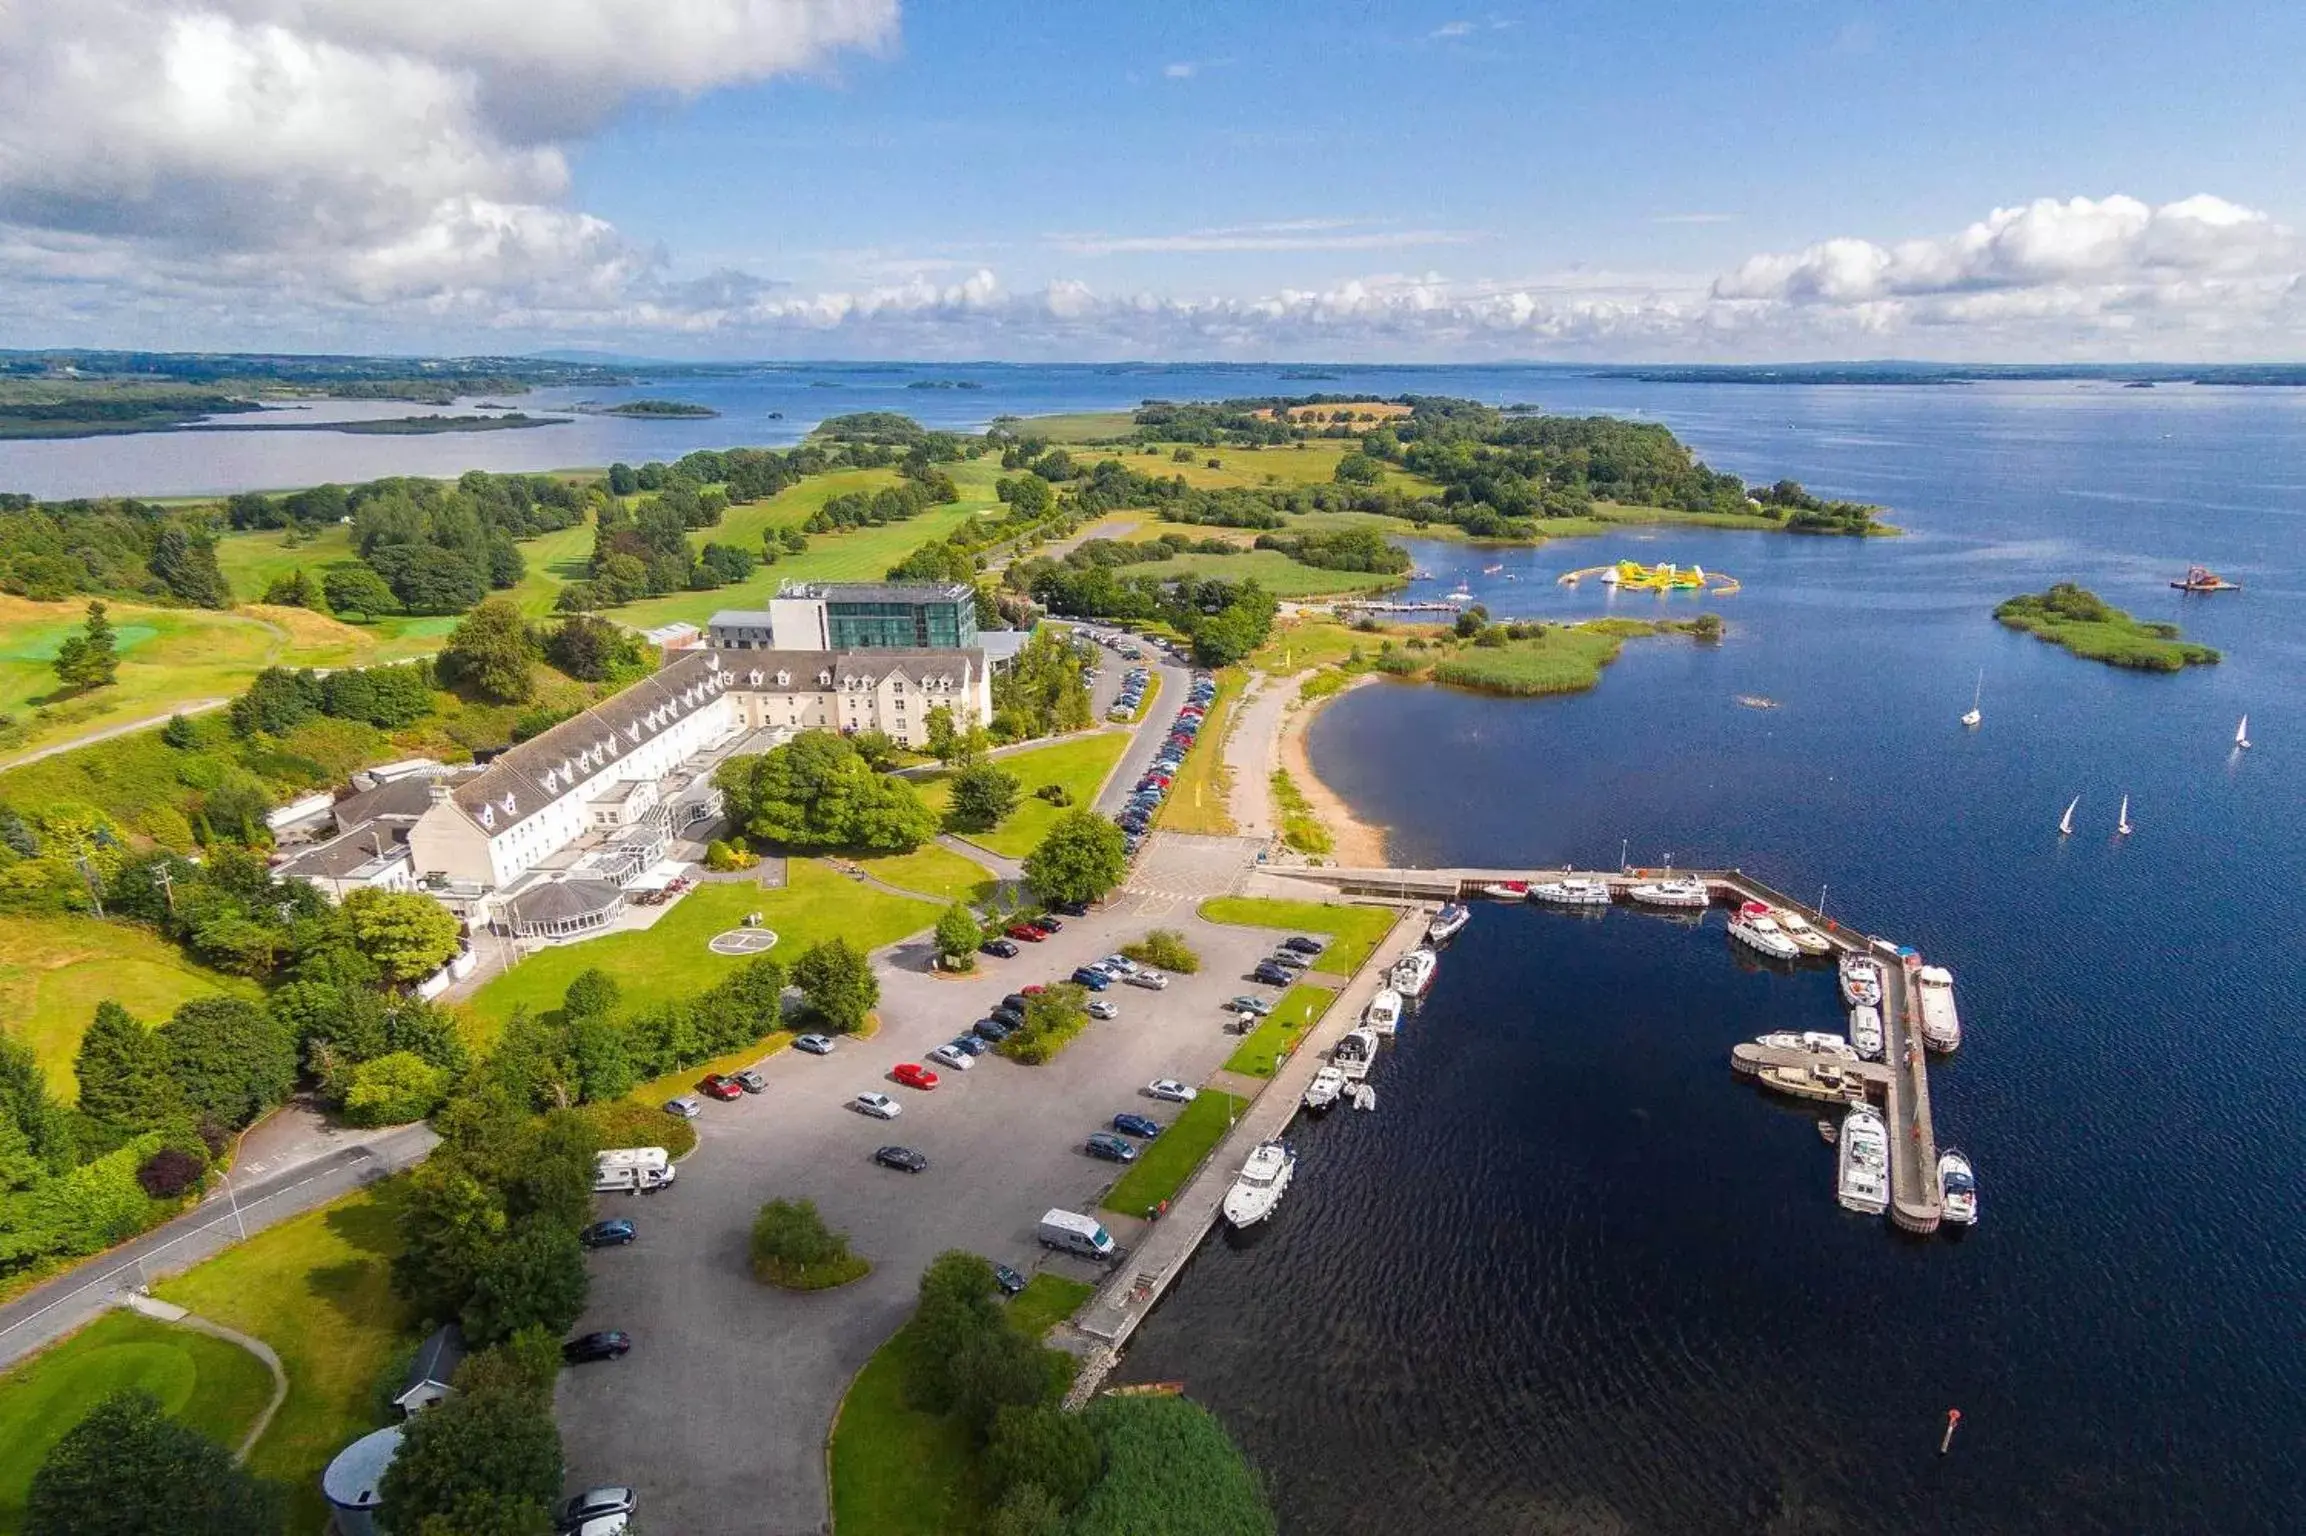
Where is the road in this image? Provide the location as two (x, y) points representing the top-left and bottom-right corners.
(0, 696), (230, 772)
(554, 846), (1280, 1536)
(1085, 637), (1197, 819)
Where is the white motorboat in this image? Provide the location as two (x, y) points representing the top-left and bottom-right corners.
(1837, 953), (1883, 1008)
(1756, 1031), (1858, 1060)
(1363, 988), (1404, 1038)
(1427, 903), (1471, 943)
(1728, 905), (1801, 960)
(1773, 910), (1834, 955)
(1302, 1066), (1346, 1113)
(1530, 878), (1612, 906)
(1848, 1004), (1884, 1060)
(1938, 1148), (1979, 1226)
(1347, 1083), (1377, 1112)
(1390, 948), (1438, 997)
(1627, 877), (1710, 909)
(1221, 1141), (1296, 1228)
(1478, 879), (1529, 900)
(1332, 1027), (1379, 1082)
(1916, 965), (1962, 1052)
(1837, 1105), (1891, 1215)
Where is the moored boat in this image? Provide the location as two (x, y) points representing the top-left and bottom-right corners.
(1728, 906), (1801, 960)
(1772, 909), (1834, 955)
(1938, 1148), (1979, 1226)
(1837, 1105), (1890, 1214)
(1363, 988), (1404, 1038)
(1303, 1066), (1345, 1113)
(1478, 879), (1529, 900)
(1389, 947), (1438, 997)
(1756, 1030), (1858, 1060)
(1332, 1027), (1379, 1082)
(1426, 903), (1471, 943)
(1916, 965), (1961, 1051)
(1530, 878), (1612, 906)
(1221, 1141), (1296, 1228)
(1627, 877), (1710, 908)
(1754, 1058), (1863, 1104)
(1838, 953), (1883, 1008)
(1848, 1004), (1883, 1060)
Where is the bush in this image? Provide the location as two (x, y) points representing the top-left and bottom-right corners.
(1066, 1395), (1276, 1536)
(341, 1051), (450, 1127)
(575, 1098), (697, 1160)
(793, 937), (878, 1033)
(1122, 929), (1200, 975)
(996, 982), (1090, 1066)
(703, 838), (757, 872)
(984, 1404), (1102, 1510)
(934, 902), (982, 967)
(948, 763), (1021, 832)
(750, 1198), (869, 1290)
(1032, 782), (1072, 806)
(135, 1146), (207, 1200)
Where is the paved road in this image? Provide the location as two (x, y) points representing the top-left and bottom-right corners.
(0, 696), (230, 772)
(0, 1123), (437, 1370)
(554, 901), (1295, 1535)
(1088, 642), (1197, 820)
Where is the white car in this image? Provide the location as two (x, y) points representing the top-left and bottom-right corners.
(1098, 954), (1139, 977)
(1087, 1000), (1119, 1020)
(852, 1092), (902, 1120)
(928, 1044), (976, 1071)
(1146, 1079), (1198, 1104)
(1123, 970), (1168, 991)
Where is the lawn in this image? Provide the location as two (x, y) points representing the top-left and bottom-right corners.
(1196, 896), (1399, 977)
(827, 1271), (1093, 1536)
(915, 731), (1131, 859)
(1100, 1090), (1250, 1219)
(461, 860), (939, 1037)
(1014, 411), (1136, 443)
(0, 1309), (277, 1532)
(848, 843), (1001, 904)
(0, 915), (263, 1099)
(213, 522), (528, 646)
(1222, 984), (1337, 1077)
(154, 1181), (415, 1536)
(1420, 623), (1652, 697)
(1154, 668), (1242, 836)
(1112, 548), (1401, 599)
(1249, 616), (1397, 676)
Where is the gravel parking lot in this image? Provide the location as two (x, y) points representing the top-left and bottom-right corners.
(555, 900), (1302, 1535)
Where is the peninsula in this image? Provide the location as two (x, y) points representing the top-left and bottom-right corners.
(1993, 583), (2220, 671)
(577, 398), (721, 418)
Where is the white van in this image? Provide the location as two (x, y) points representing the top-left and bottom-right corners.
(1037, 1208), (1116, 1261)
(594, 1147), (675, 1193)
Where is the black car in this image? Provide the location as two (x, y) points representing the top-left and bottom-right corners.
(1028, 915), (1064, 934)
(579, 1218), (636, 1249)
(1055, 900), (1092, 919)
(993, 1263), (1028, 1296)
(1085, 1132), (1138, 1164)
(874, 1145), (930, 1173)
(1282, 936), (1328, 955)
(1002, 993), (1032, 1013)
(974, 1017), (1014, 1042)
(1111, 1112), (1163, 1139)
(1253, 962), (1294, 987)
(562, 1330), (631, 1364)
(980, 937), (1020, 959)
(991, 1004), (1026, 1028)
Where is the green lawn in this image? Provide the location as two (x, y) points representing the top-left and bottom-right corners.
(1196, 896), (1399, 976)
(0, 915), (264, 1100)
(848, 843), (1001, 904)
(828, 1271), (1093, 1536)
(0, 1309), (277, 1532)
(1155, 668), (1242, 836)
(1115, 548), (1400, 598)
(1420, 623), (1646, 697)
(154, 1182), (415, 1536)
(462, 860), (939, 1036)
(1100, 1090), (1250, 1218)
(1013, 411), (1136, 443)
(915, 732), (1131, 859)
(1222, 983), (1337, 1077)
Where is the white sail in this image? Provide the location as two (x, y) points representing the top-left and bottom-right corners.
(2059, 796), (2077, 836)
(2117, 795), (2132, 835)
(1960, 669), (1982, 727)
(2236, 715), (2251, 749)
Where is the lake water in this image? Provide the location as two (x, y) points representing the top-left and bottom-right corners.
(1117, 382), (2306, 1532)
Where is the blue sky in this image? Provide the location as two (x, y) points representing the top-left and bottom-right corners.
(2, 1), (2301, 359)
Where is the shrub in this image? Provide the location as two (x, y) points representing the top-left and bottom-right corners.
(750, 1198), (869, 1289)
(1032, 782), (1072, 806)
(135, 1146), (207, 1200)
(793, 937), (878, 1033)
(948, 763), (1021, 831)
(703, 838), (757, 872)
(341, 1051), (450, 1127)
(1122, 929), (1200, 975)
(575, 1098), (696, 1160)
(984, 1404), (1102, 1510)
(996, 982), (1089, 1065)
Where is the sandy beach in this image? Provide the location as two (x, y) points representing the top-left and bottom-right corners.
(1277, 674), (1389, 866)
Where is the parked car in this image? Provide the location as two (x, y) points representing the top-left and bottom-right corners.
(1228, 995), (1275, 1016)
(946, 1034), (987, 1056)
(980, 937), (1021, 959)
(1253, 962), (1295, 987)
(698, 1074), (743, 1101)
(852, 1091), (902, 1119)
(1267, 950), (1310, 971)
(795, 1033), (836, 1055)
(1085, 1132), (1138, 1164)
(1098, 953), (1137, 975)
(1112, 1112), (1163, 1139)
(890, 1062), (940, 1091)
(663, 1095), (703, 1119)
(1123, 970), (1168, 991)
(1028, 915), (1065, 934)
(734, 1069), (768, 1093)
(1282, 935), (1328, 955)
(928, 1043), (975, 1071)
(1053, 899), (1091, 916)
(562, 1330), (631, 1364)
(579, 1219), (636, 1249)
(1070, 967), (1111, 991)
(560, 1488), (638, 1529)
(1146, 1079), (1198, 1103)
(873, 1145), (929, 1173)
(973, 1018), (1014, 1043)
(1002, 993), (1032, 1013)
(993, 1263), (1028, 1296)
(991, 1004), (1026, 1028)
(1005, 923), (1046, 943)
(1087, 999), (1118, 1020)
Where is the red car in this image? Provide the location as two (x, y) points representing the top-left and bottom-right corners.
(890, 1062), (940, 1091)
(1005, 923), (1046, 943)
(1021, 983), (1047, 995)
(699, 1073), (743, 1101)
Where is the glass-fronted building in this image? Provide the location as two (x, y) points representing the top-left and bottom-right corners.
(710, 582), (977, 653)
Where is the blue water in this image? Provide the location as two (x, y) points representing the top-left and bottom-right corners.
(1113, 383), (2306, 1533)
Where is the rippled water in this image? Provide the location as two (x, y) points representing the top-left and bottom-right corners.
(1121, 383), (2306, 1534)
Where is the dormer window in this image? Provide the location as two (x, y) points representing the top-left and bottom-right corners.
(818, 671), (832, 687)
(479, 806), (496, 829)
(560, 759), (574, 781)
(500, 793), (517, 815)
(774, 670), (789, 688)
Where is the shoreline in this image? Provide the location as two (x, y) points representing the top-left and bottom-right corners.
(1277, 674), (1389, 866)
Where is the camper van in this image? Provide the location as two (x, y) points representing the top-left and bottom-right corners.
(594, 1147), (675, 1194)
(1036, 1208), (1116, 1261)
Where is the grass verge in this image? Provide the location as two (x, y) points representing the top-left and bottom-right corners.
(1101, 1090), (1250, 1218)
(848, 843), (1000, 904)
(1269, 768), (1333, 855)
(1154, 667), (1242, 836)
(915, 732), (1130, 858)
(1196, 896), (1398, 976)
(1222, 984), (1337, 1078)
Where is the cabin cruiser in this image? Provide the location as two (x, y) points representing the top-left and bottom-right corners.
(1772, 909), (1834, 955)
(1302, 1066), (1346, 1113)
(1916, 965), (1962, 1052)
(1848, 1004), (1884, 1060)
(1389, 948), (1438, 997)
(1363, 988), (1404, 1038)
(1837, 1105), (1891, 1214)
(1332, 1027), (1379, 1082)
(1837, 953), (1883, 1008)
(1938, 1148), (1979, 1226)
(1478, 879), (1529, 901)
(1427, 903), (1471, 944)
(1727, 906), (1801, 960)
(1754, 1058), (1863, 1104)
(1755, 1031), (1858, 1060)
(1627, 877), (1710, 909)
(1221, 1141), (1296, 1228)
(1530, 878), (1612, 907)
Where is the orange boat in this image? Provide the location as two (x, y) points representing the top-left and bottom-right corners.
(2172, 564), (2241, 592)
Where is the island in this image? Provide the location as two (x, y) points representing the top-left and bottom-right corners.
(1993, 583), (2220, 671)
(1373, 614), (1721, 696)
(186, 411), (569, 435)
(576, 398), (721, 418)
(904, 378), (985, 390)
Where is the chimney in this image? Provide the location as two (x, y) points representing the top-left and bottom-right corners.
(427, 781), (451, 805)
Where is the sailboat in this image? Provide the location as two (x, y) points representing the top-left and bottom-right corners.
(1960, 671), (1982, 729)
(2058, 797), (2078, 837)
(2235, 715), (2251, 750)
(2116, 795), (2133, 836)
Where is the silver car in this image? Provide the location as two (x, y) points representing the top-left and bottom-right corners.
(663, 1096), (703, 1119)
(1123, 969), (1169, 990)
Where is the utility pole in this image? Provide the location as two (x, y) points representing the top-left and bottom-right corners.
(221, 1170), (247, 1241)
(153, 864), (176, 914)
(76, 856), (104, 918)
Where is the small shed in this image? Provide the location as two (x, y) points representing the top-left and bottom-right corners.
(321, 1424), (403, 1536)
(392, 1323), (467, 1417)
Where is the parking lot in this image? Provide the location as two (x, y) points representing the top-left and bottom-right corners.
(555, 885), (1302, 1534)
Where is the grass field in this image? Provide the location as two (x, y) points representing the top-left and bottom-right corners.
(1100, 1089), (1250, 1218)
(1421, 623), (1649, 696)
(1222, 983), (1337, 1077)
(847, 843), (1002, 905)
(0, 1309), (278, 1532)
(462, 860), (938, 1036)
(0, 915), (264, 1099)
(1249, 617), (1395, 676)
(1154, 668), (1242, 836)
(1112, 548), (1401, 599)
(915, 732), (1131, 859)
(1197, 896), (1398, 976)
(154, 1181), (414, 1536)
(827, 1271), (1093, 1536)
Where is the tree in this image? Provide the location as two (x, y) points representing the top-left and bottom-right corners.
(984, 1404), (1102, 1510)
(392, 1159), (508, 1325)
(852, 727), (904, 772)
(342, 1052), (449, 1127)
(1022, 811), (1128, 908)
(261, 568), (321, 608)
(374, 543), (488, 615)
(51, 603), (120, 692)
(561, 969), (622, 1028)
(843, 774), (940, 853)
(26, 1390), (282, 1536)
(934, 903), (982, 967)
(985, 1482), (1065, 1536)
(322, 563), (398, 620)
(439, 598), (538, 703)
(149, 527), (231, 607)
(343, 889), (464, 983)
(72, 1002), (176, 1135)
(461, 1222), (589, 1345)
(228, 666), (322, 736)
(380, 1371), (562, 1535)
(750, 1197), (865, 1287)
(715, 731), (937, 851)
(923, 702), (961, 764)
(543, 614), (643, 682)
(948, 762), (1020, 832)
(792, 937), (877, 1033)
(161, 997), (296, 1128)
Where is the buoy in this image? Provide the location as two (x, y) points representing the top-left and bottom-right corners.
(1940, 1408), (1962, 1455)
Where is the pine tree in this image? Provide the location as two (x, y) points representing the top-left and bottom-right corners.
(73, 1001), (177, 1134)
(51, 602), (119, 692)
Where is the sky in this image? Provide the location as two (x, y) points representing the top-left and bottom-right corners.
(0, 0), (2301, 362)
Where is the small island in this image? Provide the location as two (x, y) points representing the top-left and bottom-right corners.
(577, 398), (721, 418)
(905, 378), (985, 390)
(187, 411), (569, 435)
(1373, 614), (1721, 696)
(1994, 583), (2220, 671)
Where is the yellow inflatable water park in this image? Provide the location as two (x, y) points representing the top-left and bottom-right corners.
(1558, 560), (1741, 595)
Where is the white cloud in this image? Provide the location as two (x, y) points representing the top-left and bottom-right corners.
(1161, 57), (1233, 80)
(1048, 221), (1481, 257)
(1653, 213), (1738, 226)
(1429, 22), (1476, 39)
